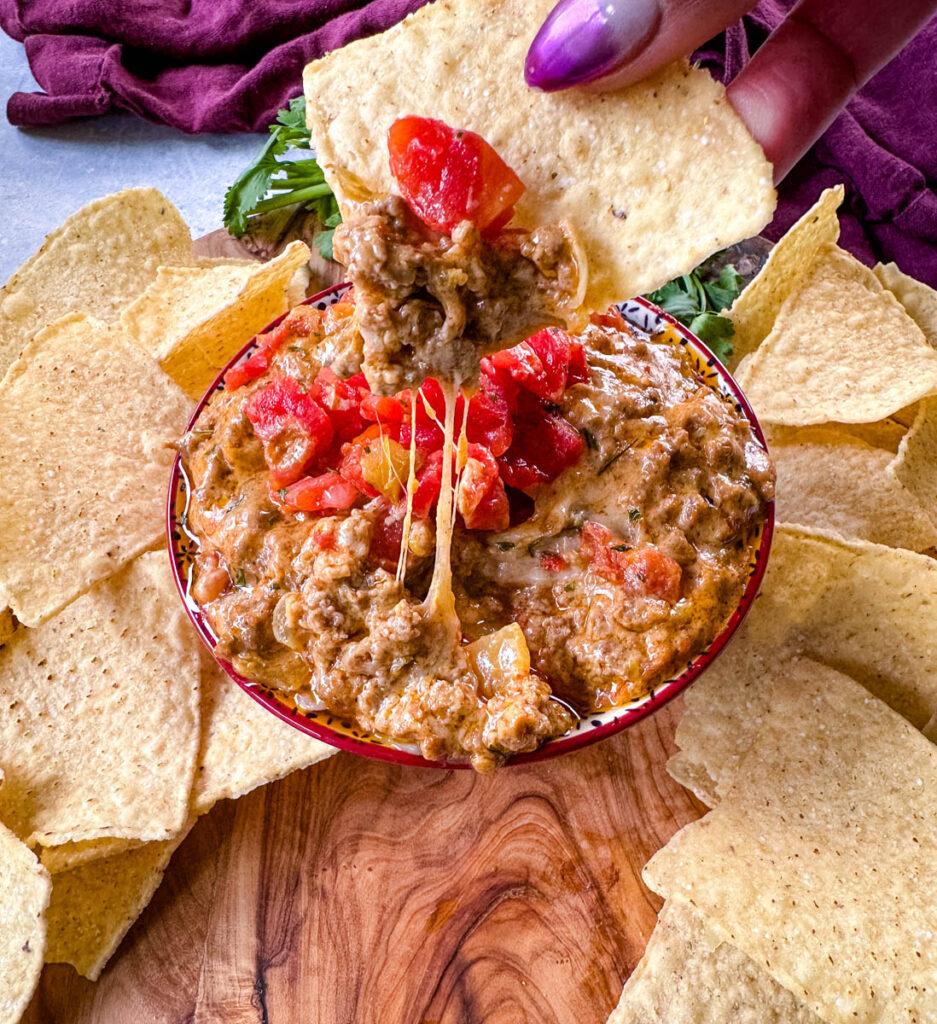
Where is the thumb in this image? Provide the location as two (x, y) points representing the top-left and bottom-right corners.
(525, 0), (757, 92)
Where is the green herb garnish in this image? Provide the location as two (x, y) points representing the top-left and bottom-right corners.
(581, 428), (598, 450)
(233, 567), (247, 589)
(643, 262), (744, 363)
(597, 440), (634, 476)
(277, 488), (287, 502)
(496, 541), (515, 551)
(628, 508), (642, 523)
(612, 543), (632, 552)
(223, 97), (341, 254)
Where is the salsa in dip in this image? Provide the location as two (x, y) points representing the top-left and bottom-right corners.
(180, 297), (774, 771)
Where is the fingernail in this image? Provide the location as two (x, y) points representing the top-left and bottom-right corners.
(525, 0), (661, 92)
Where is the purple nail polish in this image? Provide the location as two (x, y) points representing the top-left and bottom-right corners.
(525, 0), (661, 92)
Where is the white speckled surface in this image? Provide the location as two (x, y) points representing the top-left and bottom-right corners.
(0, 31), (261, 281)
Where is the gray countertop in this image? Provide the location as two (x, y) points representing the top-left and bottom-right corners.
(0, 31), (261, 281)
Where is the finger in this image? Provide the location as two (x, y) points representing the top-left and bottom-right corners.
(728, 0), (937, 181)
(525, 0), (758, 92)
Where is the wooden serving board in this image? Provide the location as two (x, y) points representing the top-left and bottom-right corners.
(27, 702), (703, 1024)
(25, 228), (706, 1023)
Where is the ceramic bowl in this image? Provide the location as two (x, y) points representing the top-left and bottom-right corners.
(168, 284), (774, 768)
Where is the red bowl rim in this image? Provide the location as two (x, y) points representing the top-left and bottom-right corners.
(167, 284), (774, 770)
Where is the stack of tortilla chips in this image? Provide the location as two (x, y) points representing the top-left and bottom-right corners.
(609, 190), (937, 1022)
(0, 189), (335, 1012)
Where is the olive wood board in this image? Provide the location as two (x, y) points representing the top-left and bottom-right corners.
(25, 701), (703, 1024)
(23, 227), (707, 1023)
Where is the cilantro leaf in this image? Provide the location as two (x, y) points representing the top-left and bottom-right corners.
(223, 96), (342, 251)
(643, 256), (744, 365)
(702, 265), (745, 313)
(689, 312), (735, 362)
(644, 280), (699, 322)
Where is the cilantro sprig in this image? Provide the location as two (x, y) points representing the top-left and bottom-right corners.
(643, 262), (744, 363)
(223, 97), (341, 259)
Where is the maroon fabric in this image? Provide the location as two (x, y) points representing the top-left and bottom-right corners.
(1, 1), (430, 132)
(2, 0), (936, 284)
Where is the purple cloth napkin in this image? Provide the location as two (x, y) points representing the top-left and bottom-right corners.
(0, 1), (429, 132)
(3, 0), (936, 286)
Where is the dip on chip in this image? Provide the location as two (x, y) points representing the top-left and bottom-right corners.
(302, 0), (775, 314)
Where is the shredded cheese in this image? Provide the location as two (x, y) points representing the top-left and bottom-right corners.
(395, 390), (419, 584)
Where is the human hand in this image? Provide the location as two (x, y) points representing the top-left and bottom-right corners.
(525, 0), (937, 181)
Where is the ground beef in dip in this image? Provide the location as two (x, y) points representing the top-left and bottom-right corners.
(181, 303), (774, 771)
(333, 196), (585, 394)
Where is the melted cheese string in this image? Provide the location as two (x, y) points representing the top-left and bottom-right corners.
(422, 379), (466, 642)
(395, 390), (419, 584)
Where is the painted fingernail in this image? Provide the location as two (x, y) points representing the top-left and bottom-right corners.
(525, 0), (661, 92)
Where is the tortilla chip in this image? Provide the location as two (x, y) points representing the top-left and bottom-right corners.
(44, 828), (189, 981)
(0, 607), (15, 647)
(767, 427), (937, 550)
(607, 900), (820, 1024)
(646, 659), (937, 1024)
(726, 186), (843, 367)
(0, 816), (51, 1023)
(303, 0), (775, 312)
(121, 241), (311, 399)
(735, 247), (937, 424)
(765, 419), (907, 453)
(874, 262), (937, 347)
(0, 314), (191, 627)
(192, 650), (334, 815)
(0, 188), (193, 378)
(924, 712), (937, 744)
(888, 397), (937, 530)
(0, 551), (200, 849)
(669, 524), (937, 804)
(39, 838), (144, 876)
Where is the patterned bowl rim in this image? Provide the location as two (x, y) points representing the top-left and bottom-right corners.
(167, 283), (774, 770)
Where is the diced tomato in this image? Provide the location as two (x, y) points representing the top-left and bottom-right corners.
(338, 436), (381, 499)
(489, 328), (574, 403)
(498, 392), (584, 492)
(224, 306), (323, 391)
(309, 366), (369, 441)
(396, 378), (466, 456)
(387, 116), (526, 237)
(361, 392), (409, 424)
(458, 443), (509, 531)
(466, 376), (513, 456)
(278, 473), (359, 514)
(245, 375), (334, 487)
(589, 306), (628, 331)
(540, 553), (565, 572)
(581, 522), (682, 603)
(411, 449), (443, 518)
(370, 503), (406, 571)
(566, 342), (590, 386)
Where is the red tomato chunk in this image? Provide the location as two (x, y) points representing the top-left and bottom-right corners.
(387, 116), (526, 237)
(245, 375), (334, 487)
(581, 522), (682, 604)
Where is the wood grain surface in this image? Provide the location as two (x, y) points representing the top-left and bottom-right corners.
(23, 227), (704, 1023)
(25, 700), (703, 1024)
